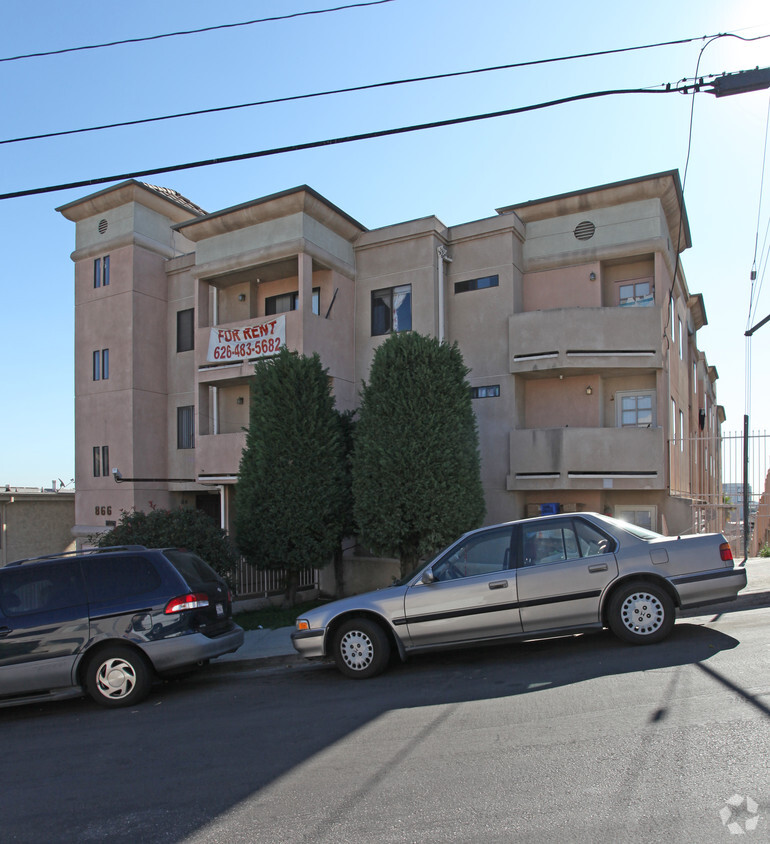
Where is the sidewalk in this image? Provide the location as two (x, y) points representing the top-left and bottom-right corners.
(211, 556), (769, 671)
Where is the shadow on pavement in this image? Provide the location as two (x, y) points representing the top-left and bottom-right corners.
(0, 622), (745, 843)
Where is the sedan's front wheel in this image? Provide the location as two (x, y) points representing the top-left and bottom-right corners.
(333, 618), (390, 679)
(608, 581), (675, 644)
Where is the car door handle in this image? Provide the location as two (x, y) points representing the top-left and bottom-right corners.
(489, 580), (509, 590)
(0, 626), (11, 638)
(588, 564), (608, 573)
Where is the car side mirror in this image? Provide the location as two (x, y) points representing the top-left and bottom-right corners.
(420, 568), (436, 585)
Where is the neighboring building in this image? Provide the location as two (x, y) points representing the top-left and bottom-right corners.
(58, 170), (724, 545)
(0, 486), (76, 565)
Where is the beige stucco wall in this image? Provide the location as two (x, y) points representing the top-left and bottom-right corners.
(1, 492), (76, 565)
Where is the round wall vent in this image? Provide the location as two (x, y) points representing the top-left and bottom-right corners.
(98, 219), (108, 234)
(574, 220), (595, 241)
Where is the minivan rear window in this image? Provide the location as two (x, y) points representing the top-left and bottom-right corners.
(162, 550), (220, 588)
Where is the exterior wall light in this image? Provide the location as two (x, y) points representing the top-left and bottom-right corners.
(585, 386), (593, 395)
(238, 294), (246, 302)
(589, 272), (596, 281)
(236, 397), (244, 405)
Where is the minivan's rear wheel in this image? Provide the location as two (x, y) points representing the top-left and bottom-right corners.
(333, 618), (390, 679)
(86, 647), (152, 707)
(608, 581), (675, 644)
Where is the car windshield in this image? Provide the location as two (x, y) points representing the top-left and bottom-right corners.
(602, 515), (663, 541)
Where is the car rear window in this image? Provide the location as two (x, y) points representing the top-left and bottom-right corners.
(82, 555), (163, 603)
(162, 550), (221, 588)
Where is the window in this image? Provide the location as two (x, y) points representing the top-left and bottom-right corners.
(92, 349), (109, 380)
(265, 288), (320, 316)
(618, 280), (653, 307)
(177, 406), (195, 449)
(680, 410), (684, 451)
(471, 385), (500, 399)
(82, 556), (162, 603)
(371, 284), (412, 335)
(431, 527), (513, 581)
(678, 317), (684, 359)
(455, 275), (499, 294)
(92, 446), (108, 477)
(93, 255), (110, 289)
(616, 391), (655, 427)
(0, 561), (85, 617)
(177, 308), (195, 353)
(521, 518), (614, 566)
(615, 507), (655, 532)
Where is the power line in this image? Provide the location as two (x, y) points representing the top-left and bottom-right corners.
(0, 1), (396, 63)
(0, 85), (687, 201)
(2, 32), (756, 147)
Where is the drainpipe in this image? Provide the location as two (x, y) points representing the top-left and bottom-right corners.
(437, 246), (451, 342)
(218, 484), (227, 532)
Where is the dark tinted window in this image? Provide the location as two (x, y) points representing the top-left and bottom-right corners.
(163, 550), (221, 588)
(82, 555), (162, 603)
(0, 561), (85, 616)
(177, 308), (195, 352)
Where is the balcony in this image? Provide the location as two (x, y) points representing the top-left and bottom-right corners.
(509, 307), (662, 375)
(507, 426), (666, 491)
(196, 432), (247, 479)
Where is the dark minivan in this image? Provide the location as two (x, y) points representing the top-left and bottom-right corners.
(0, 546), (244, 708)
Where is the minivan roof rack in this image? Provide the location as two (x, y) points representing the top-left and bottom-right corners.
(5, 545), (149, 566)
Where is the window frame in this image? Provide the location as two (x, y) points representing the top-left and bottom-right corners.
(176, 308), (195, 353)
(617, 279), (653, 307)
(454, 275), (499, 295)
(471, 385), (500, 399)
(264, 287), (320, 317)
(615, 390), (656, 428)
(371, 284), (412, 336)
(177, 405), (195, 450)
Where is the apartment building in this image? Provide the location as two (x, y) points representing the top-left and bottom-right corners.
(58, 170), (723, 545)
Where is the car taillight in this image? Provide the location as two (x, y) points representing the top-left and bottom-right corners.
(165, 593), (210, 614)
(720, 542), (733, 562)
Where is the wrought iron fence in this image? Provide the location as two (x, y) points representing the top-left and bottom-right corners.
(670, 429), (770, 557)
(233, 558), (318, 597)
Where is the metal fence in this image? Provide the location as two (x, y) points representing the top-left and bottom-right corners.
(233, 558), (318, 598)
(671, 429), (770, 557)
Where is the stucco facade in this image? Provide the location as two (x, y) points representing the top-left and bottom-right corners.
(0, 488), (76, 565)
(58, 171), (723, 543)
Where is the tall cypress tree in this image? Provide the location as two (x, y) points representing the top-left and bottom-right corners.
(235, 347), (345, 605)
(353, 332), (485, 578)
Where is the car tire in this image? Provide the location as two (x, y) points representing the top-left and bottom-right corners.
(85, 646), (152, 707)
(333, 618), (391, 679)
(607, 581), (675, 644)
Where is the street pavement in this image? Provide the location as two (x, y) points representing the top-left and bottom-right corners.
(215, 555), (769, 670)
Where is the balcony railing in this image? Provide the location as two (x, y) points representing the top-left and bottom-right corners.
(508, 426), (666, 490)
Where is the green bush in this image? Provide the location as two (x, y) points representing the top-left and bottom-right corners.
(95, 507), (238, 582)
(759, 543), (770, 558)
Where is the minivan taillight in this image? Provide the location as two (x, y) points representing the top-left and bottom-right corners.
(720, 542), (733, 562)
(165, 593), (210, 614)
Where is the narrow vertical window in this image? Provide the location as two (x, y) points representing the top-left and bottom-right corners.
(177, 406), (195, 449)
(102, 446), (110, 476)
(102, 349), (109, 380)
(93, 447), (101, 477)
(92, 350), (101, 381)
(176, 308), (195, 353)
(103, 255), (110, 286)
(94, 258), (102, 289)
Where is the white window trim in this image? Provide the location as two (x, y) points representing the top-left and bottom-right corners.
(615, 389), (657, 428)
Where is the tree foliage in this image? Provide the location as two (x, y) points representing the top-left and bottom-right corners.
(95, 507), (237, 580)
(352, 332), (485, 577)
(234, 347), (346, 604)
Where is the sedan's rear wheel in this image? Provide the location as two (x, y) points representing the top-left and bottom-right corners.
(86, 646), (152, 707)
(608, 581), (675, 644)
(333, 618), (390, 679)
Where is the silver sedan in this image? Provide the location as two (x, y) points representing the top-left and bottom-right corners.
(292, 513), (747, 678)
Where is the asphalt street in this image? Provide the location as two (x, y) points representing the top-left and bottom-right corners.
(2, 586), (768, 844)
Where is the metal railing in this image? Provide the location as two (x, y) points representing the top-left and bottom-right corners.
(233, 558), (318, 597)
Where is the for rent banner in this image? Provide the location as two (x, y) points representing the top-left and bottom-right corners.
(207, 315), (286, 363)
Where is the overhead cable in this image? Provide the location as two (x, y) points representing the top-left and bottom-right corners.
(0, 1), (396, 63)
(3, 32), (761, 146)
(0, 85), (689, 201)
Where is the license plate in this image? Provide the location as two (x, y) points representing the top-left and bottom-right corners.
(215, 603), (224, 617)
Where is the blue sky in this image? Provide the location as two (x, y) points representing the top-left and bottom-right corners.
(1, 0), (769, 488)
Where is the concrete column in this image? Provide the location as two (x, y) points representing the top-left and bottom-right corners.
(298, 251), (313, 353)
